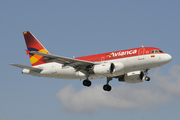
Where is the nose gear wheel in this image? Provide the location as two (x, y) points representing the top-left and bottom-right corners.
(144, 69), (151, 81)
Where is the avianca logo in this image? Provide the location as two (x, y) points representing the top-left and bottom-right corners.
(106, 53), (113, 57)
(107, 50), (137, 57)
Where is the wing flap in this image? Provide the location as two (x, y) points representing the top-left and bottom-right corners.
(10, 63), (42, 72)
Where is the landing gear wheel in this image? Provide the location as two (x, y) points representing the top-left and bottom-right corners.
(145, 76), (150, 81)
(83, 79), (92, 87)
(143, 69), (151, 81)
(103, 84), (112, 91)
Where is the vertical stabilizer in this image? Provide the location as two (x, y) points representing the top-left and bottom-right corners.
(23, 31), (49, 66)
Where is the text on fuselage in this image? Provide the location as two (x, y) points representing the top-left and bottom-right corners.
(107, 50), (137, 57)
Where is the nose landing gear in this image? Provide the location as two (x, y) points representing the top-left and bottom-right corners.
(145, 76), (150, 81)
(144, 69), (151, 81)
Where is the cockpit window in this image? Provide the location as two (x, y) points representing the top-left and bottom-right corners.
(151, 50), (164, 53)
(155, 50), (159, 53)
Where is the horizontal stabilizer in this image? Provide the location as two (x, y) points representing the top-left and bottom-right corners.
(10, 63), (42, 72)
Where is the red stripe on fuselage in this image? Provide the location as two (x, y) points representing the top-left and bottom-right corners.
(75, 47), (163, 62)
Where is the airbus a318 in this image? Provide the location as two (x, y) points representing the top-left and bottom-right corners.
(10, 31), (172, 91)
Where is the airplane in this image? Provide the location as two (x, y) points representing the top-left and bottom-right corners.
(10, 31), (172, 91)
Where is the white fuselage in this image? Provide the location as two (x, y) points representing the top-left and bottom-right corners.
(22, 53), (172, 80)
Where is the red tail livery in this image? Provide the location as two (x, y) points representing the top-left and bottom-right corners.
(23, 31), (49, 66)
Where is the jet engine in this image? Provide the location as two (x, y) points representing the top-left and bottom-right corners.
(93, 62), (124, 75)
(93, 63), (114, 75)
(119, 71), (144, 83)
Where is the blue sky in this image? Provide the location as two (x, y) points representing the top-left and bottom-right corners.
(1, 0), (180, 120)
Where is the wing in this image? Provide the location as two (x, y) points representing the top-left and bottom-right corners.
(30, 51), (97, 73)
(10, 63), (42, 72)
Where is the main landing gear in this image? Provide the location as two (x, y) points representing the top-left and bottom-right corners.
(144, 69), (150, 81)
(103, 77), (112, 92)
(83, 79), (91, 87)
(82, 73), (92, 87)
(82, 76), (112, 92)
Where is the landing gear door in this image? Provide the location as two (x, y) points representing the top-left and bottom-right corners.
(138, 47), (145, 60)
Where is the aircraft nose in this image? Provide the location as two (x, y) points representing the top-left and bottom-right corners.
(165, 54), (172, 63)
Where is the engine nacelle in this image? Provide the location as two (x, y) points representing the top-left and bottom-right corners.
(112, 62), (124, 73)
(93, 62), (125, 75)
(93, 63), (114, 75)
(119, 71), (144, 83)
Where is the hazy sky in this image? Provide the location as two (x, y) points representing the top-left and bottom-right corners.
(1, 0), (180, 120)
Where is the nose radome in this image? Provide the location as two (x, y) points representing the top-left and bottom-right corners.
(165, 54), (172, 63)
